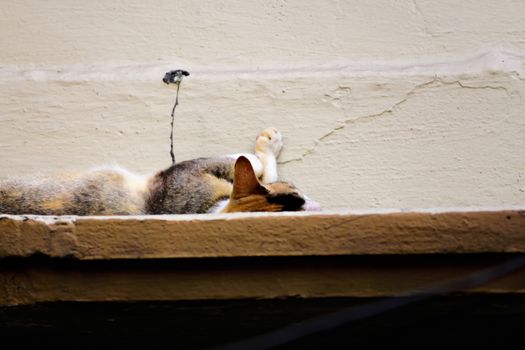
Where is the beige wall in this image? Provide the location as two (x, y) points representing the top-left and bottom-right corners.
(1, 0), (524, 210)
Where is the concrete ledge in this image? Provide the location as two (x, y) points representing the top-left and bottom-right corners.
(1, 208), (525, 305)
(1, 208), (524, 259)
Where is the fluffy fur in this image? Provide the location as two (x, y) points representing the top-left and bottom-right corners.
(0, 127), (320, 215)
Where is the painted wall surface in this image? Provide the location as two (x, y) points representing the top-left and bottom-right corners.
(1, 0), (524, 210)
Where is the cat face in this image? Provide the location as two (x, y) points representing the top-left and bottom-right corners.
(223, 156), (321, 213)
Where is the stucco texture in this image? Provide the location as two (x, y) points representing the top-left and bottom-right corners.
(1, 0), (524, 210)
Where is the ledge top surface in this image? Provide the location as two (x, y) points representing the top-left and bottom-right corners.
(1, 207), (524, 259)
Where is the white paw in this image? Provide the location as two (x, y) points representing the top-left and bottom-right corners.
(255, 127), (283, 157)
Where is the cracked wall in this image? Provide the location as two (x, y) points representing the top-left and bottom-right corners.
(1, 0), (524, 210)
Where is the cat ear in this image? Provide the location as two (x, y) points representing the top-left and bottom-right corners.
(232, 156), (268, 199)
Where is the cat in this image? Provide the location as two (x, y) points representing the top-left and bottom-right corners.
(0, 127), (320, 215)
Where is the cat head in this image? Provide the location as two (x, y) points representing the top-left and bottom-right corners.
(223, 156), (321, 213)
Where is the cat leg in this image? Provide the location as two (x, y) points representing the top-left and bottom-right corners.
(255, 127), (283, 184)
(226, 127), (283, 184)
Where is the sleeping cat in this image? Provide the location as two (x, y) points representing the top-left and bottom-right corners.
(0, 127), (320, 215)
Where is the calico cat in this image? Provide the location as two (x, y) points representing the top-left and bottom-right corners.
(0, 127), (320, 215)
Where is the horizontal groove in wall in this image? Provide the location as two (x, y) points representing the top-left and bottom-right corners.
(0, 49), (523, 81)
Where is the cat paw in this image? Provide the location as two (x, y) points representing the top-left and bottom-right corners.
(255, 127), (283, 157)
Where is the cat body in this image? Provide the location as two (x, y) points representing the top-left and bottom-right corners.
(0, 128), (320, 215)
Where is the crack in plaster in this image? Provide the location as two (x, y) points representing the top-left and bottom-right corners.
(279, 78), (511, 165)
